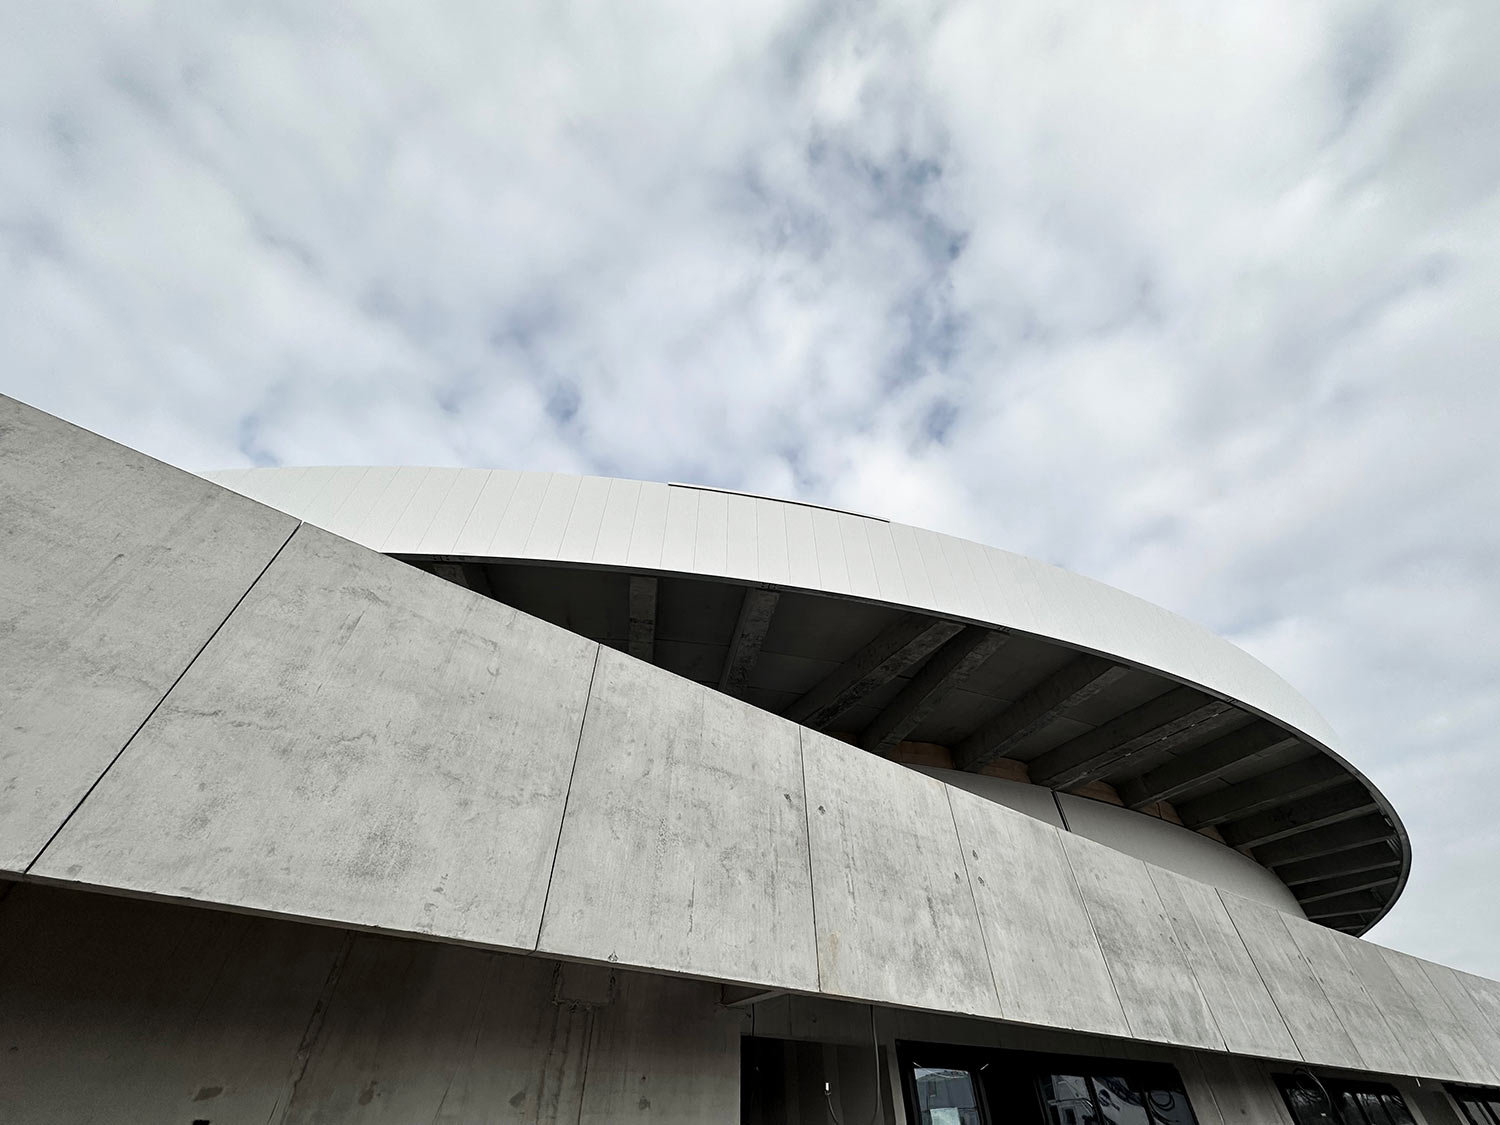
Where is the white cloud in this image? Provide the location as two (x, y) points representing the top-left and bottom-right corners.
(3, 0), (1499, 974)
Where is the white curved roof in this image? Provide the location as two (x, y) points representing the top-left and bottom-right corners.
(203, 466), (1342, 754)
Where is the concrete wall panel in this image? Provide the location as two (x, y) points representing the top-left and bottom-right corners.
(1060, 833), (1224, 1050)
(1149, 867), (1300, 1060)
(1459, 969), (1500, 1037)
(0, 883), (342, 1125)
(1379, 947), (1500, 1085)
(0, 884), (743, 1124)
(1339, 938), (1457, 1079)
(1419, 960), (1500, 1085)
(1281, 915), (1411, 1075)
(1191, 1054), (1295, 1125)
(802, 731), (1001, 1017)
(1218, 891), (1362, 1069)
(946, 785), (1130, 1037)
(1059, 792), (1305, 915)
(32, 525), (598, 951)
(916, 766), (1066, 828)
(282, 935), (590, 1124)
(577, 972), (744, 1123)
(538, 647), (818, 991)
(0, 396), (297, 872)
(1170, 1052), (1228, 1125)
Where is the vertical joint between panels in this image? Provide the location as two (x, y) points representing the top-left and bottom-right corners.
(1143, 866), (1228, 1053)
(535, 644), (603, 953)
(1213, 887), (1305, 1064)
(1058, 834), (1135, 1041)
(797, 727), (823, 994)
(943, 786), (1003, 1016)
(24, 520), (304, 875)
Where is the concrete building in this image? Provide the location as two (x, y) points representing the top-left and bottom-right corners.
(2, 390), (1499, 1123)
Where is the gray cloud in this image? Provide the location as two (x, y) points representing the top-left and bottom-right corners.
(3, 1), (1497, 973)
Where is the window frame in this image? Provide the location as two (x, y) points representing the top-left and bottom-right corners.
(897, 1041), (1197, 1125)
(1447, 1084), (1500, 1125)
(1272, 1073), (1415, 1125)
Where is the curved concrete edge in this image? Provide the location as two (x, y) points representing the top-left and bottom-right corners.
(3, 397), (1485, 1083)
(197, 465), (1412, 936)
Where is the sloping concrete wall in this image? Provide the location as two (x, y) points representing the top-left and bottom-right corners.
(0, 396), (297, 872)
(7, 395), (1500, 1088)
(29, 522), (598, 952)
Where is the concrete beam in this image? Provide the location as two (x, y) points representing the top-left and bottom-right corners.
(717, 587), (779, 695)
(1118, 723), (1302, 808)
(1293, 869), (1402, 904)
(1274, 841), (1402, 886)
(721, 985), (783, 1008)
(627, 574), (657, 663)
(1219, 783), (1380, 849)
(1029, 687), (1234, 790)
(1255, 814), (1394, 868)
(1302, 889), (1388, 920)
(860, 627), (1009, 757)
(783, 614), (963, 729)
(1317, 912), (1380, 932)
(1174, 756), (1348, 828)
(956, 655), (1127, 771)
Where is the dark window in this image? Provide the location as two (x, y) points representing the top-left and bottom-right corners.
(1274, 1075), (1414, 1125)
(900, 1043), (1197, 1125)
(1449, 1085), (1500, 1125)
(913, 1065), (984, 1125)
(1039, 1074), (1099, 1125)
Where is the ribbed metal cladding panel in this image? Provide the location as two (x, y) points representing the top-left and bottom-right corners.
(557, 475), (611, 562)
(454, 469), (520, 557)
(658, 485), (698, 573)
(692, 486), (730, 574)
(523, 472), (581, 560)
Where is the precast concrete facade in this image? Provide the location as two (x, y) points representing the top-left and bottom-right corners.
(2, 392), (1498, 1124)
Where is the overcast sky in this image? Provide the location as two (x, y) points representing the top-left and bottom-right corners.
(4, 3), (1497, 976)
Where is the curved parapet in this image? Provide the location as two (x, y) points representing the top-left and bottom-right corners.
(201, 467), (1410, 933)
(4, 394), (1499, 1087)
